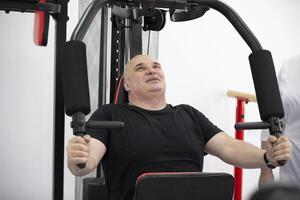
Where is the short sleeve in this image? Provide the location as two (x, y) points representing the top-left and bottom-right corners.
(189, 106), (223, 144)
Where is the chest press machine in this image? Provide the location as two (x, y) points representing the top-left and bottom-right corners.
(63, 0), (287, 199)
(1, 0), (286, 199)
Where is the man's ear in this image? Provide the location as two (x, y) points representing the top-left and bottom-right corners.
(123, 79), (130, 92)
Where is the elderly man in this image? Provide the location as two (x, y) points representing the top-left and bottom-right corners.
(67, 54), (291, 200)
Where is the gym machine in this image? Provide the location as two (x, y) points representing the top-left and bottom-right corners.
(64, 0), (286, 199)
(1, 0), (286, 199)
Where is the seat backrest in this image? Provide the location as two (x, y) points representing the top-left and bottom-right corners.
(96, 74), (128, 177)
(133, 172), (234, 200)
(89, 75), (128, 200)
(113, 74), (128, 104)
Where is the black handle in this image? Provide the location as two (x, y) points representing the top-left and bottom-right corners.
(235, 122), (270, 130)
(277, 160), (287, 166)
(72, 120), (125, 169)
(235, 119), (287, 166)
(75, 131), (87, 169)
(86, 120), (125, 129)
(77, 163), (86, 169)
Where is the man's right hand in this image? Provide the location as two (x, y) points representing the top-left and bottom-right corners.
(66, 135), (106, 176)
(67, 135), (91, 171)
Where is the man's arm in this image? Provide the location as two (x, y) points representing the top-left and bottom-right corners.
(204, 132), (291, 169)
(67, 135), (106, 176)
(258, 141), (274, 187)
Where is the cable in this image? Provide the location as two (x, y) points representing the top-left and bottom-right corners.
(147, 30), (151, 54)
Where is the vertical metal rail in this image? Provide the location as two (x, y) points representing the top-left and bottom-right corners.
(110, 15), (126, 102)
(99, 6), (108, 106)
(110, 17), (121, 102)
(234, 99), (245, 200)
(97, 6), (106, 179)
(227, 90), (257, 200)
(52, 0), (68, 199)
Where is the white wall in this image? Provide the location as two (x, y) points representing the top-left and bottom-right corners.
(1, 0), (300, 200)
(159, 0), (300, 199)
(0, 12), (54, 199)
(0, 1), (77, 200)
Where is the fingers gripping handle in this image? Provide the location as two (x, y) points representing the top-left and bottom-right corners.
(269, 117), (286, 166)
(70, 113), (126, 169)
(235, 118), (287, 166)
(70, 113), (87, 169)
(272, 133), (287, 166)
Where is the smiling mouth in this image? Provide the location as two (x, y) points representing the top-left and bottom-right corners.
(146, 78), (160, 82)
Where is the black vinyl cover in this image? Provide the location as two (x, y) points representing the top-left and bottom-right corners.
(62, 41), (91, 116)
(249, 50), (284, 121)
(134, 172), (234, 200)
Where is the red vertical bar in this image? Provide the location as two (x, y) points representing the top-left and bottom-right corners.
(234, 99), (245, 200)
(33, 0), (49, 46)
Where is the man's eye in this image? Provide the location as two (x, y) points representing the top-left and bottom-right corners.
(136, 67), (145, 71)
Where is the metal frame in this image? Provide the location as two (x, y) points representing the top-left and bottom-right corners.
(234, 99), (245, 200)
(0, 0), (60, 13)
(52, 1), (68, 199)
(99, 6), (109, 106)
(109, 15), (125, 103)
(1, 0), (284, 199)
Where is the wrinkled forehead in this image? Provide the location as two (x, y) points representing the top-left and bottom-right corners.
(126, 55), (159, 71)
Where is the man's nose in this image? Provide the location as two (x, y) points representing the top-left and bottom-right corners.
(146, 66), (156, 74)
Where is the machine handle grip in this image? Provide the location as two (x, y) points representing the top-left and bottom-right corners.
(272, 133), (287, 166)
(277, 160), (287, 166)
(75, 132), (87, 169)
(77, 163), (86, 169)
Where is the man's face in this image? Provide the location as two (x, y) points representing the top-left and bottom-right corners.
(124, 55), (166, 97)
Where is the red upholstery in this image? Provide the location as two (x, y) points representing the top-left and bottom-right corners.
(114, 74), (128, 104)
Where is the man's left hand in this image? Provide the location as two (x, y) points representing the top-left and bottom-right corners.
(266, 135), (292, 167)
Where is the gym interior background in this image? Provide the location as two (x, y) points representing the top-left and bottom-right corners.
(0, 0), (300, 199)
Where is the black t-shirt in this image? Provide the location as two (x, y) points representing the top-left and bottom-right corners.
(87, 104), (222, 200)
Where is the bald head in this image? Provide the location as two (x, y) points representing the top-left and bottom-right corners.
(124, 54), (159, 80)
(122, 54), (166, 107)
